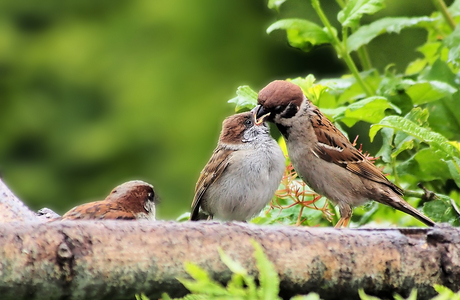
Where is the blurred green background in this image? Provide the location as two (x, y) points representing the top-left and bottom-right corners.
(0, 0), (442, 219)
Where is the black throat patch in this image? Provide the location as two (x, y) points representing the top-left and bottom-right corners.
(276, 124), (290, 139)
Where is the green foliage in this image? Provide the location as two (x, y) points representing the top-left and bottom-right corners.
(228, 86), (258, 113)
(433, 284), (460, 300)
(347, 16), (434, 53)
(267, 19), (331, 51)
(230, 0), (460, 227)
(356, 285), (460, 300)
(156, 240), (319, 300)
(337, 0), (385, 28)
(358, 289), (417, 300)
(175, 241), (280, 300)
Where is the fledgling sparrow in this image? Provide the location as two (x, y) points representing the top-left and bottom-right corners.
(61, 180), (157, 221)
(190, 111), (285, 221)
(254, 80), (435, 227)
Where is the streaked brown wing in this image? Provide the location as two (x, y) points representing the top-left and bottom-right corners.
(190, 146), (233, 220)
(62, 201), (136, 220)
(310, 108), (403, 195)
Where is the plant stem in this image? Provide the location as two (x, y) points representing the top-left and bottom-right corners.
(335, 0), (345, 9)
(404, 190), (424, 198)
(356, 45), (372, 71)
(311, 0), (373, 96)
(352, 23), (373, 71)
(391, 156), (400, 186)
(432, 0), (456, 31)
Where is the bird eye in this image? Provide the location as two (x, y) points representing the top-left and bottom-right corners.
(275, 105), (282, 112)
(147, 192), (155, 201)
(244, 118), (252, 126)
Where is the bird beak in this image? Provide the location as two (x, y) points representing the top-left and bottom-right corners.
(252, 105), (270, 126)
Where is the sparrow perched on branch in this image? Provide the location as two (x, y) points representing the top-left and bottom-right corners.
(254, 80), (435, 227)
(190, 111), (285, 221)
(62, 180), (157, 221)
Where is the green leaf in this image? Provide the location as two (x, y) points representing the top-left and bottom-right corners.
(393, 107), (429, 148)
(358, 288), (382, 300)
(449, 0), (460, 16)
(268, 0), (288, 12)
(447, 157), (460, 189)
(135, 294), (150, 300)
(433, 285), (460, 299)
(394, 290), (417, 300)
(423, 198), (458, 225)
(404, 107), (429, 126)
(338, 0), (385, 28)
(405, 80), (457, 104)
(319, 76), (355, 94)
(369, 116), (460, 159)
(375, 127), (394, 163)
(184, 263), (211, 281)
(288, 75), (327, 104)
(160, 293), (171, 300)
(179, 263), (229, 295)
(176, 212), (191, 222)
(228, 86), (258, 112)
(218, 248), (257, 296)
(398, 148), (450, 181)
(391, 139), (414, 159)
(338, 72), (381, 105)
(218, 248), (248, 275)
(290, 293), (322, 300)
(405, 58), (428, 75)
(289, 75), (316, 97)
(251, 240), (280, 300)
(347, 17), (434, 53)
(421, 58), (457, 86)
(444, 24), (460, 67)
(417, 42), (442, 65)
(428, 98), (460, 140)
(336, 96), (400, 127)
(226, 274), (247, 296)
(267, 19), (332, 52)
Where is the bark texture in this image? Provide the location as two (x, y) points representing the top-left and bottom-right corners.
(0, 178), (38, 222)
(0, 220), (459, 300)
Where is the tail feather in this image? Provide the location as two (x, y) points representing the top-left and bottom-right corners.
(385, 195), (435, 226)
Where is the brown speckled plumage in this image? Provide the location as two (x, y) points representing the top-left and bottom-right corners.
(256, 80), (434, 227)
(62, 180), (157, 221)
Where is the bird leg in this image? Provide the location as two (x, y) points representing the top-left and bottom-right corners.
(335, 205), (352, 228)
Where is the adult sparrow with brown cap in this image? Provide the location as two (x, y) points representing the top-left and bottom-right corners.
(254, 80), (434, 227)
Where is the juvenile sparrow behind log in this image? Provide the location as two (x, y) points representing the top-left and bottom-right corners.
(254, 80), (435, 227)
(190, 111), (285, 221)
(62, 180), (157, 221)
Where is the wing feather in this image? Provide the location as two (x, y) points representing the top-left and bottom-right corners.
(62, 201), (137, 220)
(190, 146), (233, 220)
(310, 108), (403, 195)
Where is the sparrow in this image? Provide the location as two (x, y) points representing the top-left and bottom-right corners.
(254, 80), (435, 227)
(61, 180), (157, 221)
(190, 111), (285, 221)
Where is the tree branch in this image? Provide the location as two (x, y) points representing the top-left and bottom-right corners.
(0, 178), (39, 222)
(0, 221), (459, 300)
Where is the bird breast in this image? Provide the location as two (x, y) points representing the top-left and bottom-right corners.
(204, 138), (285, 221)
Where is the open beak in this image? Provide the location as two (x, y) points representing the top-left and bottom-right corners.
(252, 105), (270, 126)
